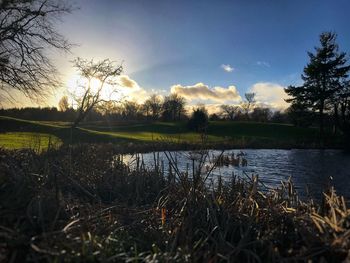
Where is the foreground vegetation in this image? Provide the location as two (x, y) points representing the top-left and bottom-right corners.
(1, 144), (349, 262)
(0, 116), (342, 151)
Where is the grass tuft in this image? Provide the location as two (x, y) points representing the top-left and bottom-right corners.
(0, 144), (349, 262)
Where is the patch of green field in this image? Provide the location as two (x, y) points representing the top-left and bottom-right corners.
(88, 129), (222, 143)
(82, 120), (323, 144)
(0, 116), (339, 149)
(0, 132), (62, 151)
(207, 121), (319, 141)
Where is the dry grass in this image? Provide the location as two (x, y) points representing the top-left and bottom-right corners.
(0, 144), (349, 262)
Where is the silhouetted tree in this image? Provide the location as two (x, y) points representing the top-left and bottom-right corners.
(332, 79), (350, 134)
(0, 0), (73, 100)
(71, 58), (123, 128)
(271, 110), (288, 123)
(0, 106), (77, 121)
(241, 93), (256, 117)
(97, 100), (118, 116)
(250, 107), (272, 122)
(285, 32), (350, 137)
(209, 113), (221, 121)
(188, 106), (209, 132)
(143, 94), (162, 120)
(162, 94), (186, 121)
(121, 101), (140, 120)
(220, 105), (240, 120)
(286, 102), (314, 127)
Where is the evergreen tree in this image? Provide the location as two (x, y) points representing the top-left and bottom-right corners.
(286, 101), (314, 127)
(285, 32), (350, 137)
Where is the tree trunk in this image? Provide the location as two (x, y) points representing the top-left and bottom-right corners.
(72, 107), (90, 128)
(333, 103), (339, 135)
(72, 114), (84, 128)
(340, 102), (347, 129)
(319, 103), (324, 139)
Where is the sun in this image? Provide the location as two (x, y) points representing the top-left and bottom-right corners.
(66, 74), (122, 105)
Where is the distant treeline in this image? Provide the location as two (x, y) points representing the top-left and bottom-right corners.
(0, 107), (77, 122)
(0, 99), (333, 127)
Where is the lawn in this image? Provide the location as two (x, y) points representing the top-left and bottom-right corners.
(0, 116), (338, 150)
(0, 132), (62, 151)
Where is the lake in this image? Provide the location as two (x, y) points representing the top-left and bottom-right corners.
(122, 149), (350, 200)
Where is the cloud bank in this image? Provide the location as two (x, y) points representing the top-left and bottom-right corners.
(66, 73), (290, 113)
(250, 82), (290, 110)
(171, 82), (241, 103)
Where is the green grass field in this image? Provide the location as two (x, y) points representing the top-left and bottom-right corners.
(0, 132), (62, 151)
(0, 116), (339, 150)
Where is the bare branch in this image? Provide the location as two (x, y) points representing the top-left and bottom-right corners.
(0, 0), (74, 101)
(70, 58), (123, 128)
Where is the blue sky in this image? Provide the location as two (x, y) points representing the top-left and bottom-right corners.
(16, 0), (350, 110)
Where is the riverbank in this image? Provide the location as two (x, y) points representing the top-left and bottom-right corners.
(0, 116), (344, 151)
(1, 144), (349, 262)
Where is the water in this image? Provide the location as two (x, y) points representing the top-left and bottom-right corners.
(122, 149), (350, 200)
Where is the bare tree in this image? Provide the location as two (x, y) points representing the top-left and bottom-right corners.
(143, 94), (162, 120)
(122, 100), (140, 120)
(0, 0), (73, 100)
(58, 95), (69, 111)
(241, 92), (256, 116)
(71, 58), (123, 128)
(97, 100), (119, 116)
(162, 94), (186, 121)
(251, 107), (272, 122)
(220, 104), (240, 120)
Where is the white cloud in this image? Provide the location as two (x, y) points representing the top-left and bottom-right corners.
(117, 75), (138, 88)
(183, 82), (291, 114)
(221, 64), (234, 72)
(116, 75), (148, 102)
(171, 82), (241, 103)
(256, 61), (270, 68)
(249, 82), (290, 110)
(200, 104), (223, 115)
(184, 104), (220, 115)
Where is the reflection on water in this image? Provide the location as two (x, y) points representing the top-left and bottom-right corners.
(122, 149), (350, 199)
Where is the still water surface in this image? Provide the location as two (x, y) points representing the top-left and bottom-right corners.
(123, 149), (350, 199)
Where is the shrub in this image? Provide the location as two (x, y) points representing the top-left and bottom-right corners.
(187, 107), (209, 132)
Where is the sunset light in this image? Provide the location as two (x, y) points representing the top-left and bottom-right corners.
(1, 1), (350, 261)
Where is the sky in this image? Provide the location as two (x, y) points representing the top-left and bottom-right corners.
(5, 0), (350, 112)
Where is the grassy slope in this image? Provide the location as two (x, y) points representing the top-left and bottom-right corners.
(0, 116), (338, 150)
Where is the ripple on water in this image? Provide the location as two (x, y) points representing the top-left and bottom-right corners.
(120, 149), (350, 200)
